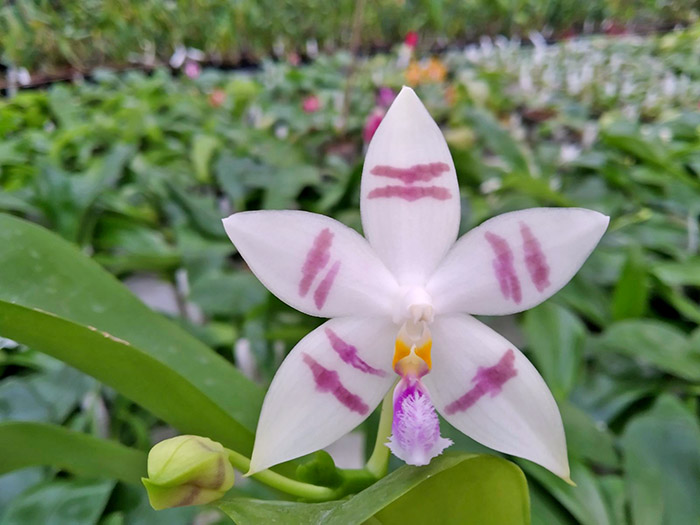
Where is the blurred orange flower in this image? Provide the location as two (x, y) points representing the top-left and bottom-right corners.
(405, 57), (448, 85)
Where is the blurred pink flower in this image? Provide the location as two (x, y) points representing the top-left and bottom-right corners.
(302, 95), (321, 113)
(209, 89), (226, 108)
(184, 61), (201, 79)
(405, 31), (419, 48)
(376, 87), (396, 108)
(288, 52), (302, 66)
(363, 109), (385, 143)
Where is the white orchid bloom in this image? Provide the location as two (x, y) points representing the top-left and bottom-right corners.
(223, 87), (608, 481)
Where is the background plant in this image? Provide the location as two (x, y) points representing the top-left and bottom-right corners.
(1, 10), (700, 525)
(1, 0), (698, 75)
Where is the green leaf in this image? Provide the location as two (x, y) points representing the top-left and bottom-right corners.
(106, 484), (199, 525)
(523, 303), (585, 400)
(189, 272), (268, 317)
(0, 469), (44, 513)
(530, 484), (575, 525)
(611, 248), (649, 320)
(596, 319), (700, 381)
(219, 499), (340, 524)
(621, 395), (700, 525)
(464, 108), (531, 175)
(560, 402), (618, 468)
(296, 451), (342, 488)
(521, 460), (612, 525)
(0, 422), (145, 484)
(0, 478), (114, 525)
(220, 454), (530, 525)
(0, 214), (262, 453)
(0, 363), (94, 423)
(653, 258), (700, 287)
(191, 134), (220, 182)
(556, 275), (610, 327)
(0, 301), (254, 454)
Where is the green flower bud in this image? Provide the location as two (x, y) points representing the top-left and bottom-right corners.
(142, 435), (235, 510)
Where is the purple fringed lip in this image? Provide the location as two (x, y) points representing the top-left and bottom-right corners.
(386, 377), (452, 466)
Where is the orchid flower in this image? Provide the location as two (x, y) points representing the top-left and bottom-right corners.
(223, 87), (608, 481)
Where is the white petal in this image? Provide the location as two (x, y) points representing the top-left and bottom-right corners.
(223, 210), (399, 317)
(427, 208), (609, 315)
(249, 317), (397, 473)
(360, 86), (460, 286)
(423, 314), (570, 479)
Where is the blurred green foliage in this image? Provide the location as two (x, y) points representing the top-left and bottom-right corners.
(1, 0), (698, 74)
(1, 20), (700, 525)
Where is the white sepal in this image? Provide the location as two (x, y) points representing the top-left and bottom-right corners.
(428, 207), (609, 316)
(248, 317), (397, 474)
(423, 314), (570, 480)
(360, 86), (461, 286)
(223, 210), (399, 318)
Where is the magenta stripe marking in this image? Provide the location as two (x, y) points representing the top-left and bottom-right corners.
(444, 349), (518, 415)
(302, 353), (369, 414)
(299, 228), (333, 297)
(520, 222), (550, 292)
(485, 231), (521, 304)
(368, 185), (451, 202)
(370, 162), (450, 184)
(314, 260), (341, 309)
(325, 328), (386, 377)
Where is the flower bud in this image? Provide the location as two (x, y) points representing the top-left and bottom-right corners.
(142, 435), (234, 510)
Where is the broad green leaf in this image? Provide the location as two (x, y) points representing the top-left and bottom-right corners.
(598, 476), (629, 525)
(0, 478), (114, 525)
(521, 460), (612, 525)
(523, 303), (585, 400)
(220, 454), (530, 525)
(0, 469), (44, 515)
(653, 258), (700, 287)
(595, 319), (700, 381)
(621, 395), (700, 525)
(573, 373), (661, 425)
(0, 214), (263, 453)
(530, 484), (574, 525)
(0, 301), (253, 453)
(0, 364), (94, 423)
(611, 248), (648, 320)
(560, 402), (618, 468)
(371, 455), (529, 524)
(0, 422), (145, 484)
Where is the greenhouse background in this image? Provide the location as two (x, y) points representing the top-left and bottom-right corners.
(1, 1), (700, 523)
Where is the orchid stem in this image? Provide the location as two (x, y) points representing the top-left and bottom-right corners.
(365, 389), (393, 479)
(225, 449), (338, 501)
